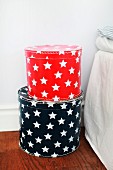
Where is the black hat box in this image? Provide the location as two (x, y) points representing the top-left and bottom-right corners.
(18, 86), (83, 157)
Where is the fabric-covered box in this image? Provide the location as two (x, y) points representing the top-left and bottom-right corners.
(18, 86), (83, 157)
(25, 45), (82, 101)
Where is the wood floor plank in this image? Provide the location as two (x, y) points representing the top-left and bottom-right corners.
(0, 128), (106, 170)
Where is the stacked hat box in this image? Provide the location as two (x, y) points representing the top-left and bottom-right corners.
(25, 45), (82, 101)
(18, 45), (83, 157)
(18, 87), (83, 157)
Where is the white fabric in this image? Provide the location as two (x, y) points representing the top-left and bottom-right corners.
(98, 26), (113, 40)
(84, 50), (113, 170)
(96, 36), (113, 53)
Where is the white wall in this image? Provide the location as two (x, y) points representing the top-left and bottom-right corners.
(0, 0), (113, 106)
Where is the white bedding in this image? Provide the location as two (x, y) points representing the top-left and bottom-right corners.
(84, 50), (113, 170)
(98, 26), (113, 40)
(96, 36), (113, 53)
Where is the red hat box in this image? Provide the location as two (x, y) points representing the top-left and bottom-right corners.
(25, 45), (82, 101)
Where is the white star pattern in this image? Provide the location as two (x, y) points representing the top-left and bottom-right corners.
(74, 81), (78, 88)
(34, 110), (41, 117)
(25, 112), (30, 119)
(32, 79), (37, 86)
(27, 129), (33, 136)
(63, 146), (69, 152)
(28, 71), (31, 77)
(26, 46), (81, 101)
(24, 87), (28, 91)
(52, 84), (60, 91)
(40, 77), (47, 84)
(46, 123), (54, 129)
(65, 80), (71, 87)
(58, 118), (65, 125)
(30, 55), (35, 58)
(78, 70), (80, 77)
(72, 100), (76, 106)
(25, 149), (29, 154)
(69, 121), (74, 128)
(59, 60), (67, 67)
(59, 51), (64, 55)
(75, 112), (79, 119)
(22, 119), (24, 125)
(76, 57), (79, 63)
(53, 96), (60, 102)
(78, 51), (81, 57)
(72, 146), (76, 151)
(77, 137), (79, 142)
(33, 95), (38, 100)
(43, 62), (52, 69)
(44, 133), (52, 140)
(51, 152), (58, 158)
(69, 136), (74, 142)
(46, 56), (49, 59)
(28, 85), (31, 92)
(54, 71), (62, 78)
(20, 138), (23, 143)
(28, 141), (34, 148)
(31, 101), (37, 106)
(22, 132), (25, 138)
(69, 93), (74, 99)
(21, 104), (24, 108)
(71, 50), (76, 55)
(20, 96), (23, 99)
(34, 152), (40, 156)
(27, 58), (30, 63)
(75, 128), (79, 134)
(67, 109), (73, 115)
(60, 130), (67, 137)
(49, 112), (57, 119)
(35, 137), (42, 143)
(79, 118), (81, 124)
(78, 101), (81, 105)
(21, 89), (25, 94)
(41, 90), (48, 97)
(54, 141), (61, 148)
(42, 146), (49, 153)
(33, 64), (39, 71)
(69, 67), (75, 74)
(60, 103), (67, 109)
(47, 102), (54, 107)
(33, 121), (40, 128)
(19, 102), (81, 157)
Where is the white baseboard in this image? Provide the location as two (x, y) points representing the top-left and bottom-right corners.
(0, 105), (20, 132)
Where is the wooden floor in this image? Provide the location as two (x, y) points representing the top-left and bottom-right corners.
(0, 128), (106, 170)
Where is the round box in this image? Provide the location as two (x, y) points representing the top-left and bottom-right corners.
(18, 86), (83, 157)
(25, 45), (82, 101)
